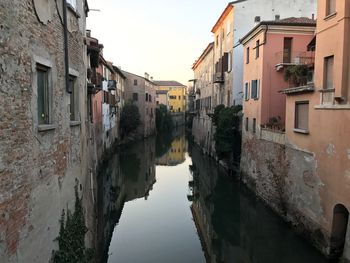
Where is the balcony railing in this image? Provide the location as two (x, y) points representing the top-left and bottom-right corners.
(275, 50), (315, 71)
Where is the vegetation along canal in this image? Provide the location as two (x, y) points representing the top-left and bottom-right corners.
(96, 130), (327, 263)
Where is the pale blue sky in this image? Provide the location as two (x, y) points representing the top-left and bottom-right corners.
(86, 0), (229, 85)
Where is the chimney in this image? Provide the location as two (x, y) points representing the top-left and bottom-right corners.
(150, 76), (153, 81)
(144, 72), (149, 80)
(312, 13), (315, 20)
(86, 29), (91, 37)
(275, 15), (280, 21)
(254, 16), (261, 25)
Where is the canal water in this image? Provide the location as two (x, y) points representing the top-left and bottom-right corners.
(97, 130), (327, 263)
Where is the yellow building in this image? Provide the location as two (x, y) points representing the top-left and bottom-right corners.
(154, 81), (186, 113)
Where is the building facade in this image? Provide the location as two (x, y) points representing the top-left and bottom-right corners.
(212, 0), (317, 107)
(192, 43), (216, 155)
(241, 18), (316, 138)
(0, 0), (94, 262)
(154, 81), (187, 113)
(123, 71), (156, 138)
(240, 0), (350, 260)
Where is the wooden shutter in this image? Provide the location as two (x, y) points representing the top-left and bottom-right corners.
(295, 102), (309, 130)
(223, 52), (229, 72)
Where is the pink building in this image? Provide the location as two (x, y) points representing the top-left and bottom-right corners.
(240, 17), (316, 136)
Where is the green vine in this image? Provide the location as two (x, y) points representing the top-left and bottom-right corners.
(284, 65), (309, 87)
(52, 180), (94, 263)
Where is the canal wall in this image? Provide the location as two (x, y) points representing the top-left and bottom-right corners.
(240, 133), (331, 256)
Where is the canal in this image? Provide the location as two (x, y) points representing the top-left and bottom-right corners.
(97, 130), (327, 263)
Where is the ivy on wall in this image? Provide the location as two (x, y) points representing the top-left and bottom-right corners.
(52, 181), (94, 263)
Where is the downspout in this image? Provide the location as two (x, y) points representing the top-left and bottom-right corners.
(62, 0), (70, 93)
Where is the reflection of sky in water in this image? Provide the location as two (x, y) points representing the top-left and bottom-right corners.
(108, 154), (205, 263)
(105, 136), (327, 263)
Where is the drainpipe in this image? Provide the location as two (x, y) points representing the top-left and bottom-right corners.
(62, 0), (70, 93)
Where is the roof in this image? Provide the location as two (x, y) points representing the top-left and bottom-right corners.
(211, 3), (233, 33)
(153, 81), (186, 87)
(240, 17), (317, 44)
(121, 70), (155, 84)
(112, 66), (126, 79)
(156, 90), (169, 95)
(192, 42), (214, 70)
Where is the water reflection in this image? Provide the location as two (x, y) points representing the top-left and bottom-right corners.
(189, 145), (327, 263)
(96, 132), (327, 263)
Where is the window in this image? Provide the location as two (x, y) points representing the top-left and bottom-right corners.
(169, 95), (176, 99)
(324, 56), (334, 89)
(326, 0), (336, 16)
(149, 95), (152, 102)
(253, 118), (256, 134)
(69, 76), (79, 121)
(134, 79), (138, 86)
(295, 101), (309, 132)
(226, 22), (231, 35)
(178, 96), (181, 100)
(246, 47), (250, 64)
(37, 64), (50, 125)
(245, 118), (249, 131)
(256, 40), (260, 58)
(145, 93), (148, 101)
(283, 38), (293, 63)
(251, 80), (259, 99)
(244, 82), (249, 100)
(133, 93), (138, 101)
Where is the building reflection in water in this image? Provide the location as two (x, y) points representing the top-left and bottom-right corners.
(156, 135), (186, 166)
(96, 137), (156, 263)
(188, 145), (327, 263)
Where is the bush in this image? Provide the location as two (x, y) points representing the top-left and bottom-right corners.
(120, 103), (141, 137)
(156, 104), (173, 132)
(213, 105), (242, 161)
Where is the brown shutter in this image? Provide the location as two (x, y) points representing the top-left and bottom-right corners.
(223, 52), (229, 72)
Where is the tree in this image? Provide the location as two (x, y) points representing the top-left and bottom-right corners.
(120, 103), (141, 137)
(213, 105), (242, 161)
(156, 104), (173, 133)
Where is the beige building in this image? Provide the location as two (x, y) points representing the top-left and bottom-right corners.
(192, 42), (216, 155)
(122, 71), (156, 138)
(211, 5), (234, 107)
(156, 90), (169, 109)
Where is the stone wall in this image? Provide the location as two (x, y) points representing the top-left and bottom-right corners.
(0, 1), (94, 262)
(241, 135), (330, 255)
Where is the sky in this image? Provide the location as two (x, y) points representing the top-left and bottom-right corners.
(86, 0), (230, 86)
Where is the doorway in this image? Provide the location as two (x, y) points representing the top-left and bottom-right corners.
(330, 204), (349, 259)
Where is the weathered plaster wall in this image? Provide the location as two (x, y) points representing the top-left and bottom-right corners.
(0, 0), (94, 262)
(241, 135), (329, 254)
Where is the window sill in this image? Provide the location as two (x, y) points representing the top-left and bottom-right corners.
(315, 104), (350, 110)
(294, 128), (309, 134)
(38, 124), (57, 132)
(324, 12), (337, 21)
(70, 121), (81, 127)
(319, 88), (335, 93)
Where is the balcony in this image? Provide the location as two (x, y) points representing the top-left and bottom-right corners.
(213, 72), (224, 84)
(275, 50), (315, 71)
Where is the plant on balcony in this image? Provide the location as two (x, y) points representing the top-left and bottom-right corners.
(262, 116), (285, 132)
(284, 65), (309, 87)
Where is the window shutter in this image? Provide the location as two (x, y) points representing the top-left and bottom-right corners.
(223, 52), (229, 72)
(295, 102), (309, 130)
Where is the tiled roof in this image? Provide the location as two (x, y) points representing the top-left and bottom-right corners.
(153, 81), (186, 87)
(265, 17), (316, 25)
